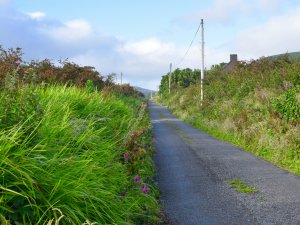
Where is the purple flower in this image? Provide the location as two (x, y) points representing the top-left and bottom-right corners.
(133, 175), (141, 183)
(123, 152), (130, 159)
(141, 184), (149, 194)
(121, 192), (126, 197)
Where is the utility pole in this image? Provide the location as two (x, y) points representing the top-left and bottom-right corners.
(121, 72), (123, 85)
(169, 63), (172, 94)
(200, 19), (205, 106)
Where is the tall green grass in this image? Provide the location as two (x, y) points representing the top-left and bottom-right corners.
(0, 84), (159, 224)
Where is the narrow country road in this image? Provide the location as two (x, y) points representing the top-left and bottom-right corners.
(150, 100), (300, 225)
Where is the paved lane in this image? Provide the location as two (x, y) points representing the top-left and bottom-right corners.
(150, 100), (300, 225)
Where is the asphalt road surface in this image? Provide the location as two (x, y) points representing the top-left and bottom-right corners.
(150, 100), (300, 225)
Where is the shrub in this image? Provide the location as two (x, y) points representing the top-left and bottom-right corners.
(273, 85), (300, 122)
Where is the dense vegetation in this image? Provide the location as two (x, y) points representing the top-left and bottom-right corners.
(157, 55), (300, 174)
(159, 68), (201, 93)
(0, 47), (160, 224)
(0, 46), (143, 98)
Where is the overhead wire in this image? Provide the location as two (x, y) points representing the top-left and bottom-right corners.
(174, 21), (202, 68)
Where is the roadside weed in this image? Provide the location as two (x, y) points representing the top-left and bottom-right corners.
(228, 178), (258, 193)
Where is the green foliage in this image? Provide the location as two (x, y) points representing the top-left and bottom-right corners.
(0, 85), (159, 224)
(0, 46), (105, 89)
(85, 79), (97, 93)
(270, 51), (300, 61)
(0, 46), (143, 98)
(228, 178), (257, 193)
(0, 46), (159, 224)
(0, 70), (42, 130)
(159, 68), (200, 97)
(273, 85), (300, 122)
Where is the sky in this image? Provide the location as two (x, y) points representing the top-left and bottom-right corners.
(1, 0), (300, 90)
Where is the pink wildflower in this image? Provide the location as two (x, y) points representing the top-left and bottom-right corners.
(133, 175), (141, 183)
(123, 152), (130, 159)
(141, 183), (149, 194)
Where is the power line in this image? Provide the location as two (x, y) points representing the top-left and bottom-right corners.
(175, 21), (202, 67)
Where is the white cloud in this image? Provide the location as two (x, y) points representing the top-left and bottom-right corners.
(41, 19), (93, 43)
(71, 38), (183, 89)
(26, 11), (46, 20)
(235, 7), (300, 58)
(121, 38), (174, 56)
(69, 34), (234, 90)
(119, 38), (178, 69)
(69, 35), (234, 90)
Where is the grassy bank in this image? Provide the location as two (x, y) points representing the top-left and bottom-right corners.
(0, 83), (160, 224)
(157, 56), (300, 174)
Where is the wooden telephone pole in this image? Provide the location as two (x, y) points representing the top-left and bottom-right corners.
(200, 19), (204, 105)
(169, 63), (172, 94)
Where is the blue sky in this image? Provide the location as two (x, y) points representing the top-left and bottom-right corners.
(1, 0), (300, 89)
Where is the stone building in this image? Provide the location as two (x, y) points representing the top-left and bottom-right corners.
(223, 54), (238, 71)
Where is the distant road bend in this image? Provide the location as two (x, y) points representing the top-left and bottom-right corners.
(150, 100), (300, 225)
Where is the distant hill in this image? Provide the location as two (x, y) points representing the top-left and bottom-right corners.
(269, 51), (300, 61)
(134, 86), (156, 98)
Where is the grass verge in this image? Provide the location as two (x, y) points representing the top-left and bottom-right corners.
(0, 84), (160, 224)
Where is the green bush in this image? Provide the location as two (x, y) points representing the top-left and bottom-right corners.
(0, 70), (42, 130)
(273, 85), (300, 122)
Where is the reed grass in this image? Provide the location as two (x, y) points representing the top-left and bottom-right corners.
(0, 84), (159, 224)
